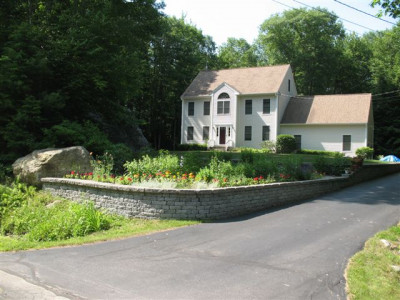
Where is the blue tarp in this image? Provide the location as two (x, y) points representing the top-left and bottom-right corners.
(380, 155), (400, 162)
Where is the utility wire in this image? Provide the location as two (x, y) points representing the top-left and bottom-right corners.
(292, 0), (375, 31)
(333, 0), (397, 26)
(372, 90), (400, 97)
(271, 0), (297, 10)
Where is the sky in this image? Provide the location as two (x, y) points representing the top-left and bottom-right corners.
(161, 0), (397, 47)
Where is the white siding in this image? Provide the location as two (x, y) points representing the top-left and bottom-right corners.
(280, 124), (368, 156)
(277, 66), (297, 124)
(211, 85), (238, 147)
(236, 95), (277, 148)
(181, 97), (211, 144)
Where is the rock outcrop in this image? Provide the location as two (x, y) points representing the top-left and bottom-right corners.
(12, 146), (92, 187)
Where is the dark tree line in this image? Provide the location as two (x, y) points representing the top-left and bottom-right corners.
(0, 1), (399, 168)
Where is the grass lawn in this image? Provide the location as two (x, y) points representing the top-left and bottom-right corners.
(0, 217), (198, 252)
(346, 222), (400, 299)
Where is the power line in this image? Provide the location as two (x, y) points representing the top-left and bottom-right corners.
(271, 0), (297, 11)
(372, 90), (400, 97)
(333, 0), (397, 26)
(292, 0), (375, 31)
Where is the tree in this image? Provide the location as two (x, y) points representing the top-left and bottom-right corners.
(368, 27), (400, 155)
(218, 38), (258, 69)
(0, 0), (163, 164)
(134, 16), (218, 149)
(371, 0), (400, 18)
(256, 8), (346, 95)
(333, 33), (373, 93)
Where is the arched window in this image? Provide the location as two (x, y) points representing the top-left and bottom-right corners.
(218, 92), (230, 99)
(217, 93), (230, 114)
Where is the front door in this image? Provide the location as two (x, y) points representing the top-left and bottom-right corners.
(219, 127), (226, 144)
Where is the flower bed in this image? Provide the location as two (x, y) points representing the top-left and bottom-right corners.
(65, 151), (329, 189)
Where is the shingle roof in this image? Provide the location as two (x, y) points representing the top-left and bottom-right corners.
(281, 94), (372, 124)
(181, 64), (291, 98)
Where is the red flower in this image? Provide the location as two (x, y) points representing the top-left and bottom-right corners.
(70, 171), (75, 175)
(254, 177), (259, 181)
(120, 177), (124, 181)
(89, 172), (93, 176)
(259, 176), (264, 180)
(128, 177), (132, 181)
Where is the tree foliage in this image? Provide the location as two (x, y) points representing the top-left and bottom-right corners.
(371, 0), (400, 18)
(218, 38), (258, 69)
(135, 16), (218, 149)
(0, 0), (163, 164)
(257, 8), (346, 95)
(1, 2), (400, 165)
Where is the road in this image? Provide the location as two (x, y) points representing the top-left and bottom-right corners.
(0, 173), (399, 300)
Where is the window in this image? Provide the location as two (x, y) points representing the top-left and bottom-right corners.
(217, 101), (230, 114)
(288, 79), (291, 92)
(343, 135), (351, 151)
(187, 127), (194, 141)
(203, 126), (209, 140)
(263, 99), (271, 114)
(262, 126), (270, 141)
(218, 92), (230, 99)
(294, 135), (301, 150)
(245, 126), (252, 141)
(203, 101), (210, 115)
(188, 102), (194, 116)
(245, 100), (252, 115)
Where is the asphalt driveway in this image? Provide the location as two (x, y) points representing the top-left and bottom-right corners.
(0, 172), (399, 300)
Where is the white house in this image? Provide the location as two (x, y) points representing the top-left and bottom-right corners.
(180, 64), (373, 156)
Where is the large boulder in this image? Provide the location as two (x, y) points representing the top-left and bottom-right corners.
(12, 146), (92, 187)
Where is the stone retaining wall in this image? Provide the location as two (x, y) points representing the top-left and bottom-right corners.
(42, 164), (400, 220)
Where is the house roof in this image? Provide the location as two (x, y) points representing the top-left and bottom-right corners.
(181, 64), (291, 98)
(281, 94), (372, 124)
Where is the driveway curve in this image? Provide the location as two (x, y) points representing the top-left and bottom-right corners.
(0, 172), (399, 300)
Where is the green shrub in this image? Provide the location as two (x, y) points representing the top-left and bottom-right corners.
(313, 156), (351, 176)
(240, 149), (255, 163)
(355, 147), (374, 159)
(177, 144), (208, 151)
(106, 143), (135, 174)
(241, 159), (278, 178)
(211, 151), (233, 162)
(0, 181), (36, 223)
(1, 200), (111, 242)
(298, 149), (344, 157)
(182, 152), (204, 173)
(91, 152), (114, 177)
(276, 135), (296, 154)
(0, 163), (12, 184)
(260, 140), (276, 153)
(124, 150), (180, 176)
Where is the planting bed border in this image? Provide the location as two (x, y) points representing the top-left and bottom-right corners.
(42, 164), (400, 220)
